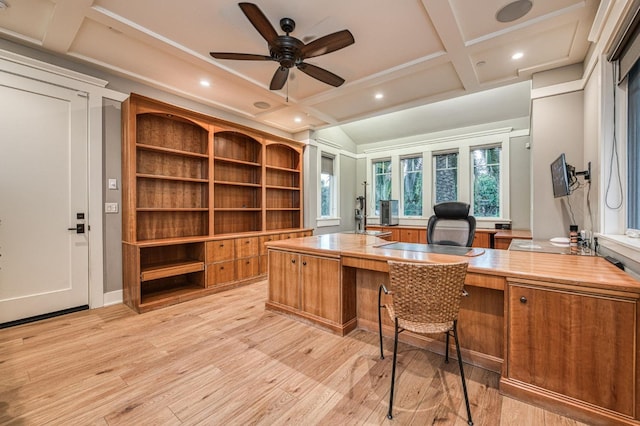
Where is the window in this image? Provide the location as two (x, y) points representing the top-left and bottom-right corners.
(320, 154), (335, 217)
(628, 61), (640, 231)
(401, 157), (423, 216)
(434, 152), (458, 203)
(373, 159), (391, 216)
(472, 147), (501, 218)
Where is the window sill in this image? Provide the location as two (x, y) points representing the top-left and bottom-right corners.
(317, 217), (340, 228)
(595, 233), (640, 264)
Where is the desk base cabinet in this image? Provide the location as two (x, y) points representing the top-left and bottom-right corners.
(503, 279), (639, 425)
(266, 249), (356, 335)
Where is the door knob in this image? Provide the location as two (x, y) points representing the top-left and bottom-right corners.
(67, 224), (85, 234)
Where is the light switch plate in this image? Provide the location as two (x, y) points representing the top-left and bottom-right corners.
(108, 178), (118, 190)
(105, 202), (119, 213)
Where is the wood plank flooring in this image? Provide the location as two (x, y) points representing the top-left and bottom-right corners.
(0, 280), (590, 425)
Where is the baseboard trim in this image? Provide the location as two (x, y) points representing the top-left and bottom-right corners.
(103, 289), (123, 306)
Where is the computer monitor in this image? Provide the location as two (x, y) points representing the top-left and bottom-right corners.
(550, 153), (571, 198)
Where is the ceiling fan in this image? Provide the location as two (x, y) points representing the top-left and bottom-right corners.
(210, 2), (355, 90)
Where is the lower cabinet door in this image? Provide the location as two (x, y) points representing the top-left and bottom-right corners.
(507, 282), (636, 416)
(300, 255), (341, 323)
(268, 250), (300, 309)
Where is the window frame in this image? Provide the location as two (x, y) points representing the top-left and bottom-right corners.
(316, 146), (340, 228)
(470, 144), (503, 219)
(365, 129), (510, 225)
(433, 149), (459, 205)
(400, 155), (424, 217)
(371, 158), (392, 217)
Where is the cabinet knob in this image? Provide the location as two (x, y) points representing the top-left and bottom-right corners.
(245, 240), (250, 244)
(302, 261), (307, 266)
(291, 259), (296, 264)
(220, 266), (224, 270)
(219, 243), (224, 247)
(520, 296), (527, 304)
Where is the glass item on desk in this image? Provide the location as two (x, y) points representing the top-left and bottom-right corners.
(569, 225), (579, 254)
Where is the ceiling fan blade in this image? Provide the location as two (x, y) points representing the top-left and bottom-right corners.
(297, 62), (345, 87)
(239, 2), (278, 45)
(270, 66), (289, 90)
(301, 30), (355, 58)
(210, 52), (271, 61)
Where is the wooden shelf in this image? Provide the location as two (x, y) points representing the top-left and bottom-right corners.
(266, 185), (301, 190)
(214, 180), (261, 188)
(137, 143), (209, 158)
(137, 208), (209, 212)
(138, 173), (208, 183)
(139, 282), (205, 310)
(123, 94), (305, 313)
(215, 208), (262, 211)
(213, 156), (261, 167)
(140, 260), (205, 281)
(266, 164), (300, 173)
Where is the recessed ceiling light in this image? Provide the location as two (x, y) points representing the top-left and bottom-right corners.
(294, 117), (302, 123)
(375, 93), (384, 100)
(496, 0), (532, 23)
(200, 80), (211, 87)
(512, 52), (524, 60)
(253, 101), (270, 110)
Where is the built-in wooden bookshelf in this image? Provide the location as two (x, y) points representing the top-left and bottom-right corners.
(122, 94), (309, 312)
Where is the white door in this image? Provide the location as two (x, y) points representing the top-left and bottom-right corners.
(0, 71), (89, 324)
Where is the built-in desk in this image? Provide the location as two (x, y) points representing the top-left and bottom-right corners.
(509, 238), (594, 255)
(266, 233), (640, 426)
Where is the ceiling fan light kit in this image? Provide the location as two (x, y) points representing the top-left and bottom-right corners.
(210, 2), (354, 90)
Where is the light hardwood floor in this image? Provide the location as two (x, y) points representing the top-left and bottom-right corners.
(0, 280), (590, 425)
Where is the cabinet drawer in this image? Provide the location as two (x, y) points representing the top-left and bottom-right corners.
(207, 261), (235, 286)
(494, 238), (511, 250)
(260, 234), (281, 255)
(279, 231), (302, 241)
(236, 256), (260, 280)
(472, 232), (491, 248)
(235, 237), (259, 258)
(206, 240), (234, 263)
(400, 228), (426, 243)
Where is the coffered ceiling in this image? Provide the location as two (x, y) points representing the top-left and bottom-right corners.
(0, 0), (603, 143)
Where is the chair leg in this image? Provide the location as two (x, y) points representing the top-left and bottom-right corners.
(445, 330), (450, 363)
(378, 285), (384, 360)
(453, 321), (473, 426)
(387, 318), (399, 419)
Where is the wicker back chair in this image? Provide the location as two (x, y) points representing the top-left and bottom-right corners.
(377, 260), (473, 425)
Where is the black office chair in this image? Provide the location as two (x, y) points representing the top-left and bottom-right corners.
(377, 260), (473, 424)
(427, 202), (476, 247)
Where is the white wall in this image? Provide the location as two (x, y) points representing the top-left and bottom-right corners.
(531, 90), (585, 239)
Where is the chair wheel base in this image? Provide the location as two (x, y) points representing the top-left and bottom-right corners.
(468, 421), (473, 425)
(387, 413), (393, 420)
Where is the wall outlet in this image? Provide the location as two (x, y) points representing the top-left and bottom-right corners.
(105, 202), (119, 213)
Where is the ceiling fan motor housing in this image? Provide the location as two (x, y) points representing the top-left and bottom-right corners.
(270, 35), (304, 68)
